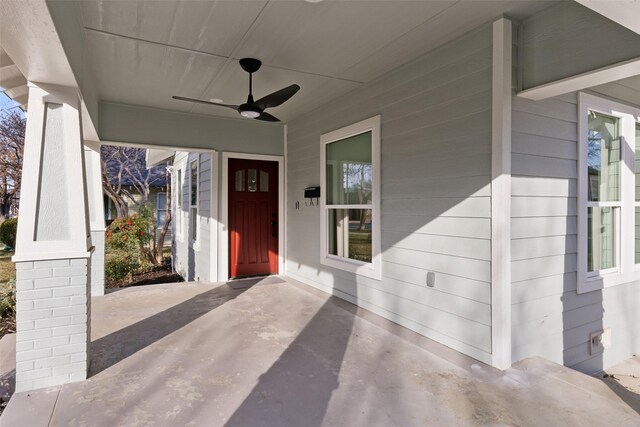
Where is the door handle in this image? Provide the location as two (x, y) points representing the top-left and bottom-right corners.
(271, 220), (277, 237)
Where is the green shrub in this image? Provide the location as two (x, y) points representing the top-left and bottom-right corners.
(0, 280), (16, 319)
(0, 218), (17, 249)
(105, 208), (155, 284)
(105, 251), (140, 283)
(106, 209), (153, 264)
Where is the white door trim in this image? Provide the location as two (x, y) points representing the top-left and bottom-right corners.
(209, 151), (219, 283)
(220, 152), (285, 281)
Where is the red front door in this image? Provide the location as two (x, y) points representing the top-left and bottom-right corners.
(229, 158), (279, 278)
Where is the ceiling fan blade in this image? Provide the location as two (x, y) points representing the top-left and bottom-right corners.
(255, 111), (280, 122)
(172, 95), (238, 110)
(255, 84), (300, 110)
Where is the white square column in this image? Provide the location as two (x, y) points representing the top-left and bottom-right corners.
(84, 141), (106, 297)
(13, 83), (93, 392)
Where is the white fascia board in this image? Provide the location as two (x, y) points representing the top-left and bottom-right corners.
(146, 148), (176, 168)
(519, 57), (640, 101)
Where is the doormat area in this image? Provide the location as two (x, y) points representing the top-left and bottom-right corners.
(227, 276), (286, 290)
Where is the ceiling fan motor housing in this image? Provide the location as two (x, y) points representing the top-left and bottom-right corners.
(239, 103), (261, 118)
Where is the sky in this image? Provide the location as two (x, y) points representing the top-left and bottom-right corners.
(0, 88), (25, 117)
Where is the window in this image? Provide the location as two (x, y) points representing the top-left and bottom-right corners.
(176, 168), (183, 239)
(190, 158), (199, 242)
(320, 115), (381, 279)
(578, 93), (640, 293)
(157, 192), (168, 229)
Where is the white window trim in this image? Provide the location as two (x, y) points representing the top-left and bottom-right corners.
(578, 92), (640, 293)
(190, 157), (200, 250)
(320, 115), (381, 280)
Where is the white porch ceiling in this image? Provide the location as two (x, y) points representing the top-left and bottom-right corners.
(0, 47), (28, 111)
(591, 74), (640, 108)
(78, 0), (556, 123)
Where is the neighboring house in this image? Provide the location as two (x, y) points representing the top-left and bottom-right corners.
(4, 0), (640, 393)
(102, 149), (172, 242)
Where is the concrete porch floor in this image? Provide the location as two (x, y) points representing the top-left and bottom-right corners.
(1, 277), (639, 426)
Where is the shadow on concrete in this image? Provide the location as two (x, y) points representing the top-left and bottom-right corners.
(0, 368), (15, 413)
(599, 375), (640, 415)
(90, 285), (247, 375)
(224, 295), (355, 427)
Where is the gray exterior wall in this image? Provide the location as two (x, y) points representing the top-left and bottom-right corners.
(510, 92), (640, 374)
(172, 151), (213, 282)
(286, 25), (494, 364)
(100, 102), (284, 155)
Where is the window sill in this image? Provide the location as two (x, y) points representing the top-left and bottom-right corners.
(321, 255), (381, 281)
(579, 270), (640, 294)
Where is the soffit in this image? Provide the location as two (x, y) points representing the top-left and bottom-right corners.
(591, 75), (640, 109)
(78, 0), (556, 122)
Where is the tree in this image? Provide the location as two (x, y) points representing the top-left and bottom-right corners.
(101, 146), (166, 217)
(0, 111), (25, 221)
(151, 160), (172, 264)
(101, 145), (171, 264)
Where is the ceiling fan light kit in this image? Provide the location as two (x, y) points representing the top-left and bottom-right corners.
(173, 57), (300, 122)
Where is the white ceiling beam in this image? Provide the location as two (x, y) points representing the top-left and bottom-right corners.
(11, 94), (28, 105)
(0, 0), (76, 87)
(0, 76), (27, 91)
(575, 0), (640, 35)
(518, 56), (640, 101)
(0, 49), (13, 66)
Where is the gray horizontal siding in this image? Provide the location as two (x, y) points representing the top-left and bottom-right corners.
(172, 152), (213, 282)
(511, 92), (640, 373)
(286, 24), (493, 364)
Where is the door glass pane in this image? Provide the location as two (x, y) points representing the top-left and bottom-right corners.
(587, 112), (620, 202)
(260, 170), (269, 192)
(235, 170), (245, 192)
(587, 206), (617, 271)
(248, 169), (257, 192)
(326, 132), (372, 205)
(327, 208), (372, 263)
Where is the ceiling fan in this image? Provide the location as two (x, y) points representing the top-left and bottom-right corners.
(172, 58), (300, 122)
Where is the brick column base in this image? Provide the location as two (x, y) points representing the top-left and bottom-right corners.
(90, 230), (105, 296)
(15, 257), (91, 392)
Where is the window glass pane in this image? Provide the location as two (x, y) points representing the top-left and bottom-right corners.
(328, 208), (372, 263)
(635, 122), (640, 201)
(587, 206), (617, 271)
(191, 207), (197, 240)
(260, 170), (269, 192)
(326, 132), (372, 205)
(157, 210), (167, 228)
(636, 207), (640, 265)
(587, 112), (620, 202)
(157, 193), (167, 209)
(248, 169), (257, 192)
(177, 170), (182, 207)
(235, 170), (245, 192)
(190, 160), (198, 206)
